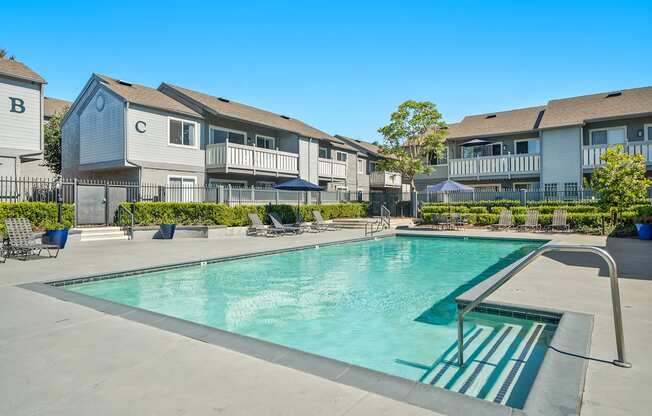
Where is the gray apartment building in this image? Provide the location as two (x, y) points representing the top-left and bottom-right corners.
(416, 86), (652, 193)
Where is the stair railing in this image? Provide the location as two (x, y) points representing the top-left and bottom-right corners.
(457, 244), (631, 369)
(117, 205), (135, 240)
(365, 205), (391, 236)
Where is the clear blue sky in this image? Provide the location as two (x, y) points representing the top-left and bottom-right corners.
(3, 1), (650, 142)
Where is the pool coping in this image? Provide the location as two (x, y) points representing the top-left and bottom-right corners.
(20, 232), (592, 416)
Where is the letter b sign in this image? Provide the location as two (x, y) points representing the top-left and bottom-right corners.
(9, 97), (25, 114)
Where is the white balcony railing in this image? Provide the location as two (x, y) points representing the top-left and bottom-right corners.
(318, 158), (347, 179)
(448, 153), (540, 178)
(583, 142), (652, 168)
(369, 171), (402, 188)
(206, 142), (299, 175)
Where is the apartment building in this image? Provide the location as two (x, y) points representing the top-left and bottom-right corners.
(0, 58), (50, 177)
(61, 74), (369, 193)
(416, 86), (652, 193)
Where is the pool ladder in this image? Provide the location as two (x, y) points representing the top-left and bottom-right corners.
(456, 244), (631, 369)
(365, 205), (391, 236)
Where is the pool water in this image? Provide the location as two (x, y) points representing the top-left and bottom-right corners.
(67, 236), (554, 408)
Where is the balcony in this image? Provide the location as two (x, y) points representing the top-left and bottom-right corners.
(448, 153), (540, 179)
(318, 158), (347, 179)
(583, 142), (652, 168)
(369, 171), (402, 188)
(206, 142), (299, 176)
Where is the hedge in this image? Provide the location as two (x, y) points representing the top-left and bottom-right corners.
(0, 202), (75, 233)
(116, 202), (368, 227)
(488, 205), (600, 215)
(421, 200), (522, 208)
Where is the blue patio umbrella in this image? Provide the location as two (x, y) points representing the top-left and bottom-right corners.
(274, 179), (323, 220)
(425, 179), (473, 193)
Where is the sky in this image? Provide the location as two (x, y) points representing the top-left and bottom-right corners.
(2, 0), (651, 142)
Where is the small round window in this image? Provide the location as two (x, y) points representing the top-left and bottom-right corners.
(95, 93), (106, 112)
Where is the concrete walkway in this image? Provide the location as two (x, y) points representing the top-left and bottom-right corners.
(1, 229), (650, 415)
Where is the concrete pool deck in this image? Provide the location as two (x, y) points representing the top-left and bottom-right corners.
(1, 229), (650, 415)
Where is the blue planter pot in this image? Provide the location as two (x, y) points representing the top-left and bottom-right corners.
(159, 224), (176, 239)
(635, 223), (652, 240)
(45, 229), (69, 248)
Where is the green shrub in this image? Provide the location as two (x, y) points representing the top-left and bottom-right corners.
(421, 200), (521, 209)
(117, 202), (368, 227)
(0, 202), (74, 234)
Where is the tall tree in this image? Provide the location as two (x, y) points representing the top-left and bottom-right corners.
(377, 100), (447, 189)
(0, 48), (16, 60)
(43, 109), (68, 175)
(591, 145), (651, 218)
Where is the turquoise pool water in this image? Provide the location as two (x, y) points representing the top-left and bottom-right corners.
(67, 236), (554, 408)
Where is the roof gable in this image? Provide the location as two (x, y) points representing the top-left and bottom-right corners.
(0, 58), (46, 84)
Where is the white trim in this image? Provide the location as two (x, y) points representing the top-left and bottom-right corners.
(255, 134), (276, 149)
(356, 158), (365, 174)
(209, 124), (247, 145)
(514, 138), (540, 155)
(167, 117), (199, 149)
(166, 175), (198, 202)
(644, 124), (652, 141)
(588, 125), (627, 145)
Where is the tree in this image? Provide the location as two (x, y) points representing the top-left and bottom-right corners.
(377, 100), (447, 189)
(43, 109), (68, 175)
(0, 48), (16, 60)
(591, 145), (651, 218)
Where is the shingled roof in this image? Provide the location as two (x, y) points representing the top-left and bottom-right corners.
(43, 97), (71, 119)
(334, 135), (384, 157)
(539, 86), (652, 129)
(161, 83), (337, 142)
(0, 58), (46, 84)
(447, 106), (545, 140)
(95, 74), (201, 118)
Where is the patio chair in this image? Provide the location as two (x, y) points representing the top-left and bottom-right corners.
(268, 213), (304, 234)
(247, 213), (269, 236)
(4, 218), (60, 261)
(295, 212), (321, 233)
(549, 209), (570, 232)
(490, 210), (513, 230)
(450, 213), (466, 230)
(312, 211), (340, 231)
(520, 210), (540, 232)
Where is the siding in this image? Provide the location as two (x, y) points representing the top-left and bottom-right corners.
(127, 106), (204, 168)
(79, 87), (125, 165)
(540, 127), (582, 186)
(298, 137), (318, 183)
(0, 75), (41, 153)
(61, 112), (81, 178)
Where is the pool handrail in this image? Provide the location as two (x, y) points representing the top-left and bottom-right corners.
(456, 243), (631, 369)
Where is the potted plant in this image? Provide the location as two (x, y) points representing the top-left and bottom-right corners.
(635, 216), (652, 240)
(43, 221), (70, 248)
(158, 212), (176, 240)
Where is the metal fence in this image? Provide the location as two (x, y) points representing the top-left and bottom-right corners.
(0, 176), (375, 206)
(418, 189), (599, 205)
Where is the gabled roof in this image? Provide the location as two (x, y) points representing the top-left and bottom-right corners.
(334, 135), (383, 157)
(539, 86), (652, 129)
(95, 74), (201, 118)
(43, 97), (71, 118)
(447, 106), (545, 140)
(161, 83), (337, 142)
(0, 58), (46, 84)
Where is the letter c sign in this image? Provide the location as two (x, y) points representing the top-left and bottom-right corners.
(135, 121), (146, 133)
(9, 97), (25, 113)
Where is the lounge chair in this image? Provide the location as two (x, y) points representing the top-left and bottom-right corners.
(520, 210), (540, 232)
(4, 218), (60, 260)
(490, 210), (513, 230)
(312, 211), (339, 231)
(549, 209), (570, 232)
(295, 212), (321, 233)
(450, 213), (466, 230)
(269, 213), (304, 234)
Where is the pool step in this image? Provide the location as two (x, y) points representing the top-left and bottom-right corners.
(424, 322), (546, 406)
(79, 227), (129, 242)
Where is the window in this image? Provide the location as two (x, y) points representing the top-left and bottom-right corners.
(256, 181), (275, 189)
(357, 158), (365, 174)
(208, 178), (247, 188)
(209, 126), (246, 145)
(589, 127), (626, 146)
(336, 151), (348, 162)
(515, 139), (540, 155)
(169, 119), (196, 147)
(544, 183), (557, 198)
(255, 135), (275, 149)
(428, 148), (448, 165)
(319, 147), (330, 159)
(462, 142), (502, 158)
(645, 124), (652, 141)
(369, 161), (378, 172)
(167, 176), (196, 202)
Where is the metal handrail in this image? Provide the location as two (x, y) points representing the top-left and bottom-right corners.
(118, 205), (134, 240)
(380, 205), (391, 229)
(457, 244), (631, 368)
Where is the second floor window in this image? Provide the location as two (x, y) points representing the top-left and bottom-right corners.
(209, 127), (246, 145)
(319, 147), (330, 158)
(169, 119), (196, 147)
(336, 151), (348, 162)
(588, 127), (625, 146)
(461, 143), (501, 158)
(515, 139), (540, 155)
(357, 158), (365, 174)
(369, 161), (378, 172)
(256, 135), (275, 149)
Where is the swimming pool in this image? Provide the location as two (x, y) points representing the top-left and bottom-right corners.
(65, 235), (555, 408)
